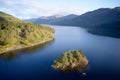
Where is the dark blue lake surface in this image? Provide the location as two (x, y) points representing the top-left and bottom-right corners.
(0, 25), (120, 80)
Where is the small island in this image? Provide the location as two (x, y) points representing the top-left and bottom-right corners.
(0, 11), (55, 54)
(52, 50), (88, 72)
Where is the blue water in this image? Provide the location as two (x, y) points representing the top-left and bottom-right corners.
(0, 25), (120, 80)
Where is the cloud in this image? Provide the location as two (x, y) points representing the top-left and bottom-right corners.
(0, 0), (44, 18)
(0, 0), (86, 19)
(55, 7), (87, 16)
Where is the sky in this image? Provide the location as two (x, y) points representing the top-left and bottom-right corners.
(0, 0), (120, 19)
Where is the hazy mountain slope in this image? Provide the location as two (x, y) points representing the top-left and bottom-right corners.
(72, 7), (120, 27)
(51, 7), (120, 27)
(50, 14), (78, 25)
(25, 14), (78, 24)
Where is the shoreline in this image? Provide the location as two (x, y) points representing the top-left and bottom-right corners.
(0, 38), (54, 55)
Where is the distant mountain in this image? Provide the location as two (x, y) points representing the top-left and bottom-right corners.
(50, 14), (78, 25)
(40, 14), (63, 19)
(25, 14), (78, 24)
(26, 7), (120, 27)
(25, 15), (62, 24)
(72, 7), (120, 27)
(25, 7), (120, 38)
(51, 7), (120, 27)
(52, 7), (120, 38)
(72, 7), (120, 38)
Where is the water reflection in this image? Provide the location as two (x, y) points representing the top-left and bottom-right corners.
(22, 41), (54, 53)
(55, 64), (89, 74)
(0, 51), (18, 60)
(0, 25), (120, 80)
(0, 41), (54, 60)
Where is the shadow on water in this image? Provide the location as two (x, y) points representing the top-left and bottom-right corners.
(0, 40), (54, 60)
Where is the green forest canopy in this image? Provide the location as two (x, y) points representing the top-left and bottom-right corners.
(52, 50), (88, 72)
(0, 11), (55, 53)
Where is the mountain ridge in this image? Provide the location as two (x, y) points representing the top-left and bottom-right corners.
(25, 6), (120, 38)
(25, 14), (78, 24)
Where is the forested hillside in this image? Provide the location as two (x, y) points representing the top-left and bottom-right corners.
(0, 11), (55, 53)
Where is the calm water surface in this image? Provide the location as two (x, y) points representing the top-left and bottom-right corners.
(0, 25), (120, 80)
